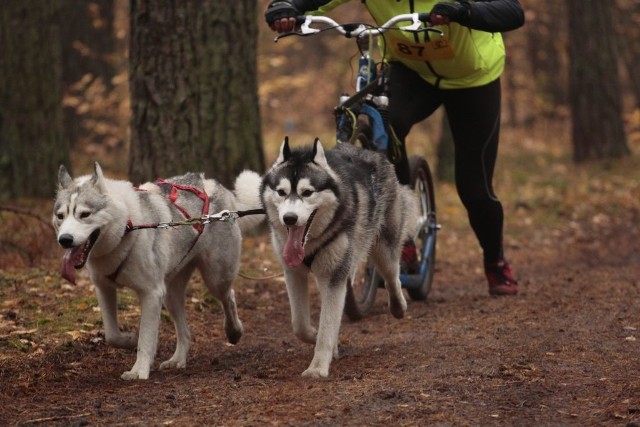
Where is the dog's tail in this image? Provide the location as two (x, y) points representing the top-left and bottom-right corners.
(233, 170), (265, 234)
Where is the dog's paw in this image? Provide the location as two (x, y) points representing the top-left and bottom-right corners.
(159, 358), (187, 370)
(301, 367), (329, 378)
(120, 369), (149, 380)
(389, 297), (407, 319)
(224, 322), (243, 345)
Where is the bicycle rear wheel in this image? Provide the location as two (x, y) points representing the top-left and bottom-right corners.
(344, 120), (379, 321)
(406, 155), (437, 301)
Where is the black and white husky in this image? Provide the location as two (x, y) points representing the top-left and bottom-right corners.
(53, 163), (263, 380)
(261, 138), (418, 378)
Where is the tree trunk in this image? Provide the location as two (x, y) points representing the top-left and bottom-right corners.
(0, 0), (69, 199)
(566, 0), (629, 162)
(129, 0), (264, 187)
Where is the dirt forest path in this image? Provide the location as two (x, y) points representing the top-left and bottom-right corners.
(1, 154), (640, 426)
(1, 212), (639, 425)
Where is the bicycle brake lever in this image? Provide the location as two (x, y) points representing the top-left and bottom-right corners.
(274, 30), (321, 42)
(299, 15), (321, 35)
(398, 14), (445, 37)
(424, 27), (445, 38)
(399, 14), (424, 32)
(274, 16), (320, 42)
(274, 31), (300, 42)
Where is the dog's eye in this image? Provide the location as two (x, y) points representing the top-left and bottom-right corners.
(79, 211), (91, 219)
(301, 190), (313, 198)
(56, 213), (64, 220)
(277, 189), (287, 197)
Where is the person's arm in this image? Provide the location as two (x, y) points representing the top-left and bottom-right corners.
(431, 0), (525, 33)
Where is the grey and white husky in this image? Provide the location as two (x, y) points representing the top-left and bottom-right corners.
(261, 138), (418, 378)
(52, 163), (263, 380)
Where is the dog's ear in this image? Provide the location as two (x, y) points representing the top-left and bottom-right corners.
(311, 138), (329, 168)
(275, 136), (291, 164)
(90, 162), (109, 194)
(58, 165), (74, 190)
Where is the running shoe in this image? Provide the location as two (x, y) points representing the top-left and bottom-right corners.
(485, 259), (518, 296)
(400, 239), (418, 274)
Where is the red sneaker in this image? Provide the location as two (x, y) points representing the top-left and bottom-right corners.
(400, 240), (418, 274)
(485, 260), (518, 296)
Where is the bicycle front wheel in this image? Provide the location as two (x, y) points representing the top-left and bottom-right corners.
(406, 155), (437, 301)
(343, 119), (381, 321)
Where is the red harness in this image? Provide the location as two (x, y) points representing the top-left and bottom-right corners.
(109, 179), (210, 283)
(154, 179), (209, 233)
(125, 179), (210, 234)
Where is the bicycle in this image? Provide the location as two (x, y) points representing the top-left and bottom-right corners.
(275, 13), (440, 320)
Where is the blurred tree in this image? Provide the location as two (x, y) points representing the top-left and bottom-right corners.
(129, 0), (264, 186)
(60, 0), (118, 149)
(61, 1), (117, 91)
(566, 0), (629, 161)
(526, 2), (568, 117)
(502, 30), (530, 126)
(0, 0), (69, 199)
(614, 0), (640, 110)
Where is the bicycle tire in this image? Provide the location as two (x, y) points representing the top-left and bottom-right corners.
(344, 120), (379, 321)
(406, 155), (437, 301)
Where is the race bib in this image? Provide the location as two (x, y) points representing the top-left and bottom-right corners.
(389, 34), (456, 61)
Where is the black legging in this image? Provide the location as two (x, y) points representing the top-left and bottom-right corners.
(388, 62), (504, 265)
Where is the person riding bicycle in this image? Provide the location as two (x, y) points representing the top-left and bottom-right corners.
(265, 0), (525, 296)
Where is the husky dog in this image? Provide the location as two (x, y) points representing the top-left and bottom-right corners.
(261, 138), (418, 378)
(52, 163), (263, 380)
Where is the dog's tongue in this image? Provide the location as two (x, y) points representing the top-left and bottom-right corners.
(283, 225), (306, 268)
(60, 247), (83, 285)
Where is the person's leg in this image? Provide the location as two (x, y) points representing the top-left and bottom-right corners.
(387, 63), (442, 273)
(388, 62), (442, 186)
(444, 79), (503, 262)
(443, 79), (517, 295)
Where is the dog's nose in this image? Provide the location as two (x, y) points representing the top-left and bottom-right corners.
(58, 234), (75, 248)
(283, 213), (298, 226)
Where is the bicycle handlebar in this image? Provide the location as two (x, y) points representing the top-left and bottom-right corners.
(274, 13), (443, 42)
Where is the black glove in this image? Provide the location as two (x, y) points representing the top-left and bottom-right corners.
(265, 1), (301, 26)
(430, 1), (472, 25)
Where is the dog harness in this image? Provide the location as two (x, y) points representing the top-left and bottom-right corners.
(107, 180), (210, 283)
(123, 180), (209, 233)
(155, 179), (210, 233)
(106, 179), (264, 283)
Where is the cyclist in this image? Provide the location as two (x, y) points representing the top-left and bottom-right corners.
(265, 0), (525, 296)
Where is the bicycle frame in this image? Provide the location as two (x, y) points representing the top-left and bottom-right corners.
(339, 77), (438, 293)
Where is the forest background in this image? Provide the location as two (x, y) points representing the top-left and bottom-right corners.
(0, 1), (639, 426)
